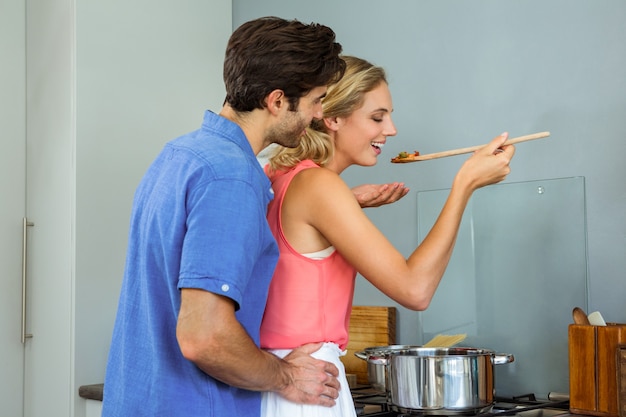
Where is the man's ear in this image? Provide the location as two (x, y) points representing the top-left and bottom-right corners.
(266, 89), (286, 116)
(324, 116), (340, 132)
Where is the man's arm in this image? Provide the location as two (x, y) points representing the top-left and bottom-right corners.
(176, 288), (340, 406)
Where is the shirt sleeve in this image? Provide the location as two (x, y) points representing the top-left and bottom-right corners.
(177, 178), (266, 310)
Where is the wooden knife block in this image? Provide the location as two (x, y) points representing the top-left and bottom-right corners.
(342, 306), (396, 385)
(569, 323), (626, 417)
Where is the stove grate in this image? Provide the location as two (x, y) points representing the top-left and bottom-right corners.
(353, 388), (569, 417)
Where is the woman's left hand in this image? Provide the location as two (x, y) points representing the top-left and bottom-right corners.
(352, 182), (409, 208)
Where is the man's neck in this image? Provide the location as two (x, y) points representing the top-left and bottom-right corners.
(219, 104), (266, 155)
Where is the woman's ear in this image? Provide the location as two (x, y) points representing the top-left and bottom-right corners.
(324, 116), (340, 132)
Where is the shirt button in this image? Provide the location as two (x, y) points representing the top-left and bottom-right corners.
(221, 284), (230, 292)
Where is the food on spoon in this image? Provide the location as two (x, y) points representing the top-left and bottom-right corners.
(391, 150), (420, 163)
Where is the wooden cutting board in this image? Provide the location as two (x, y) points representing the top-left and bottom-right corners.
(341, 306), (396, 385)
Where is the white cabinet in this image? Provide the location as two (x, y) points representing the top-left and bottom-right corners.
(1, 1), (231, 415)
(85, 400), (103, 417)
(0, 0), (26, 415)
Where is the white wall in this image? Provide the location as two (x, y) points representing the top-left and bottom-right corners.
(73, 0), (230, 396)
(73, 1), (232, 411)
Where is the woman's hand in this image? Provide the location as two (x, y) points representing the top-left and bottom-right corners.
(352, 183), (409, 208)
(454, 132), (516, 191)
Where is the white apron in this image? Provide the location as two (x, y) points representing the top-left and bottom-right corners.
(261, 343), (356, 417)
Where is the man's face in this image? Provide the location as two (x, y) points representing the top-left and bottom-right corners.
(267, 86), (327, 148)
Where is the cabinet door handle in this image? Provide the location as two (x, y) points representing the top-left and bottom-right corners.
(22, 217), (34, 343)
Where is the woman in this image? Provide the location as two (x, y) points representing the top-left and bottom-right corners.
(260, 56), (515, 417)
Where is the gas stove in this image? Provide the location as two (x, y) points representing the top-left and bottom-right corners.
(352, 388), (572, 417)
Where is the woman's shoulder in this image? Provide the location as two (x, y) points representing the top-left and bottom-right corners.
(294, 162), (340, 182)
(291, 163), (352, 197)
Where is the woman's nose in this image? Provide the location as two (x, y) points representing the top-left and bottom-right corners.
(385, 119), (398, 137)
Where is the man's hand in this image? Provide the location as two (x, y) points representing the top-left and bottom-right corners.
(276, 343), (340, 407)
(352, 183), (409, 208)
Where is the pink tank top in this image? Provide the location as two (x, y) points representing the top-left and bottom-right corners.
(260, 160), (357, 350)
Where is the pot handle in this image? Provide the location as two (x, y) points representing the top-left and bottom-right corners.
(354, 351), (388, 365)
(354, 351), (368, 360)
(493, 353), (515, 365)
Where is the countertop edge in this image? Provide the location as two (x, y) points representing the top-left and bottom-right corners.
(78, 383), (103, 401)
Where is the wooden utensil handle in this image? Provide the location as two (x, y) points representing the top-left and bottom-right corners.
(414, 131), (550, 161)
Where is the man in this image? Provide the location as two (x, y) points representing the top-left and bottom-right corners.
(102, 16), (346, 416)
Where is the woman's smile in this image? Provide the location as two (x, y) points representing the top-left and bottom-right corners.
(371, 141), (385, 155)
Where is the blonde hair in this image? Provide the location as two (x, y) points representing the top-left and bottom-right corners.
(267, 56), (387, 171)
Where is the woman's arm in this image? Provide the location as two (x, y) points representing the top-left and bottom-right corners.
(283, 134), (514, 310)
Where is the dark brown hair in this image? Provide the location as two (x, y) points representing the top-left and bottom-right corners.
(268, 56), (387, 170)
(223, 16), (346, 112)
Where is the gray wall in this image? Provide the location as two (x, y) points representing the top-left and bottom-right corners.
(233, 1), (626, 345)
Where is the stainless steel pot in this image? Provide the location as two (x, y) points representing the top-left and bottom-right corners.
(354, 345), (415, 392)
(356, 346), (514, 414)
(387, 347), (514, 415)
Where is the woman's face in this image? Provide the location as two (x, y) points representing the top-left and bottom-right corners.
(331, 82), (397, 170)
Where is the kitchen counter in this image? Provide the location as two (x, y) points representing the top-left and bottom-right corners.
(78, 383), (103, 401)
(82, 383), (599, 417)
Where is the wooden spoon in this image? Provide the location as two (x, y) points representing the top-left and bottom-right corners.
(572, 307), (590, 325)
(391, 131), (550, 163)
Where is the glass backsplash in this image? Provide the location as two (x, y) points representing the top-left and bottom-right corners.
(416, 176), (587, 399)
